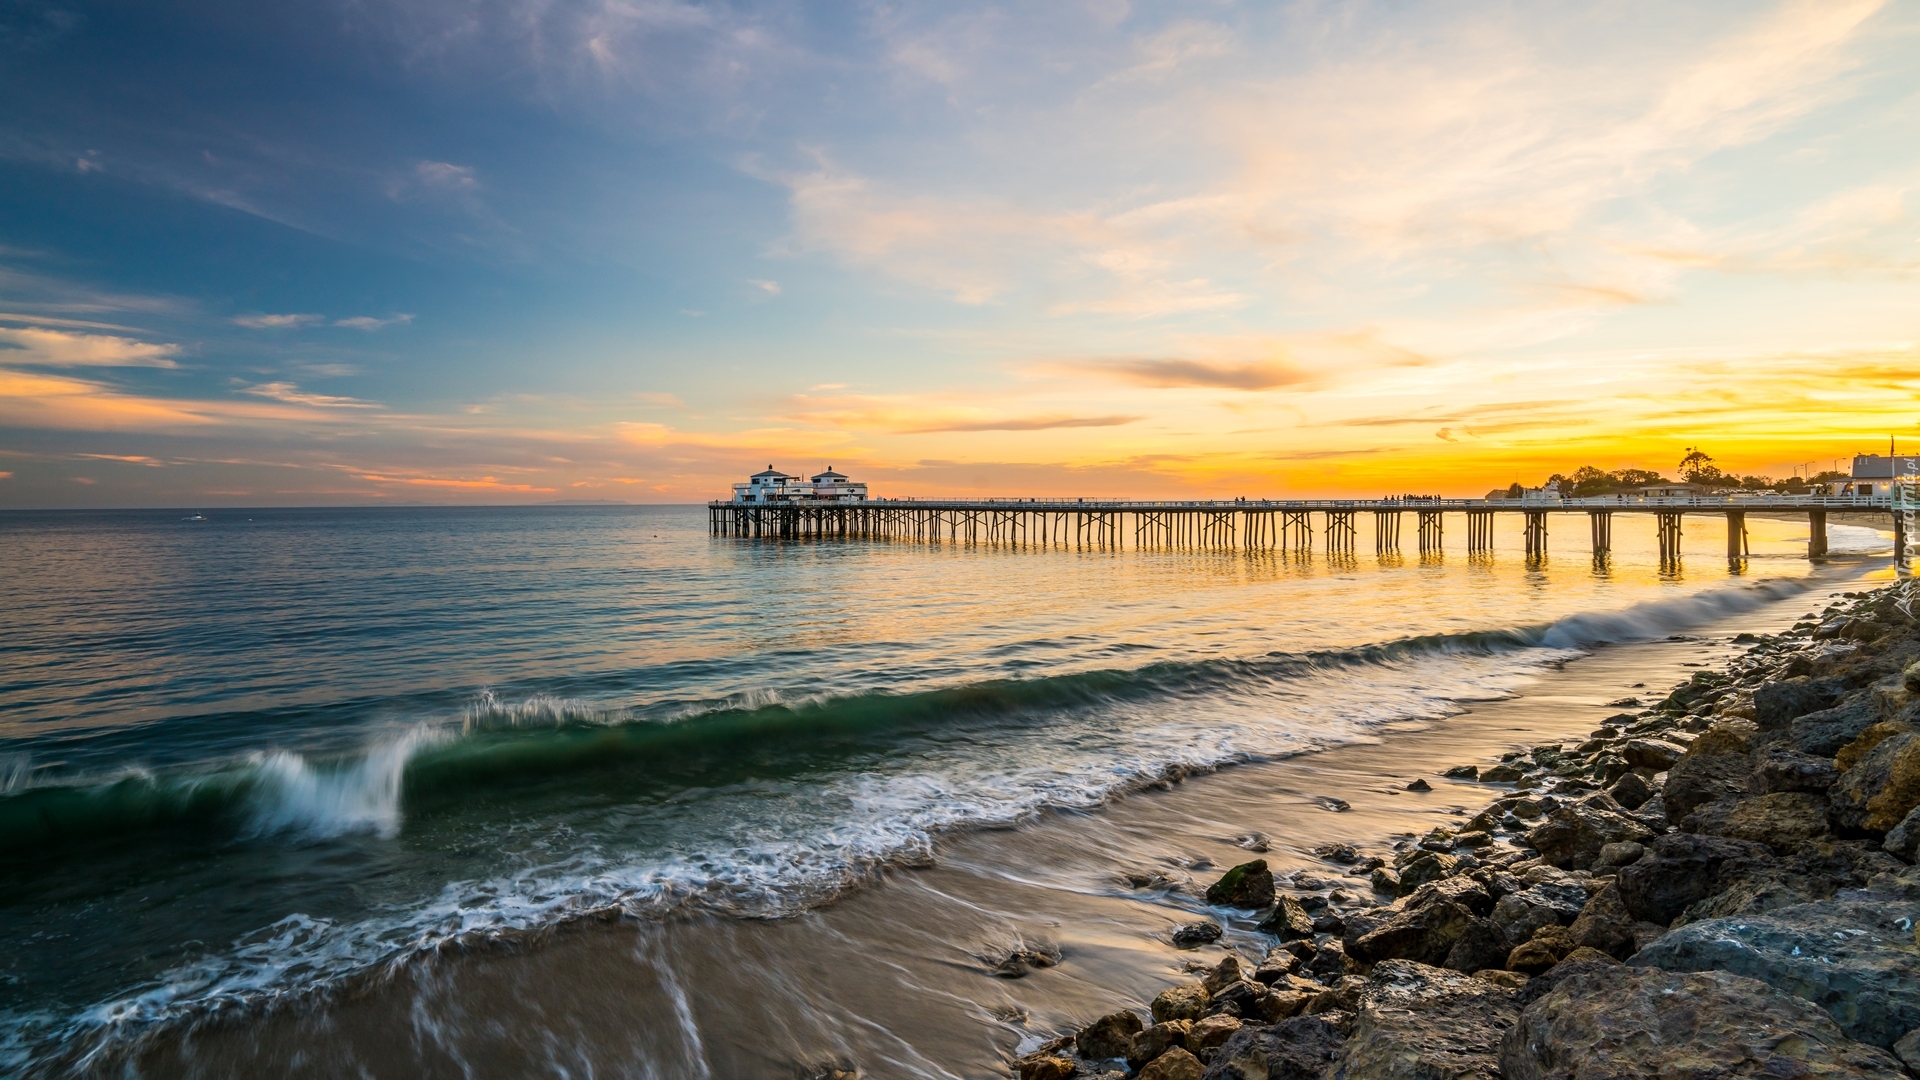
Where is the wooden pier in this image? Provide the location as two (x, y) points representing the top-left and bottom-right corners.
(710, 494), (1903, 565)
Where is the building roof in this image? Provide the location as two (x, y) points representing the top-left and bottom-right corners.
(750, 466), (795, 480)
(811, 468), (848, 481)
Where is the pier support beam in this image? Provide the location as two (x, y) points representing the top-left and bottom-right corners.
(1726, 511), (1748, 560)
(1465, 510), (1493, 552)
(1808, 510), (1827, 558)
(1657, 512), (1684, 565)
(1896, 513), (1908, 570)
(1326, 510), (1357, 552)
(1524, 511), (1547, 557)
(1417, 510), (1443, 553)
(1588, 511), (1612, 555)
(1374, 511), (1401, 553)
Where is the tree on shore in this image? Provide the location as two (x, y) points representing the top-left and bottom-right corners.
(1679, 447), (1724, 485)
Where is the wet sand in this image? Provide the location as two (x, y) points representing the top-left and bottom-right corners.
(121, 568), (1883, 1080)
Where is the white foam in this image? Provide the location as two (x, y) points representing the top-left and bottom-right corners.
(1825, 523), (1894, 555)
(243, 727), (437, 840)
(1538, 578), (1807, 649)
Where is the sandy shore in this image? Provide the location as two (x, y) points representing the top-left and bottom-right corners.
(115, 566), (1887, 1079)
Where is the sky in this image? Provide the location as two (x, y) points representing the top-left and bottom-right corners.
(0, 0), (1917, 506)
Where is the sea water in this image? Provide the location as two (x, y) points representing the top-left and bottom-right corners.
(0, 505), (1890, 1070)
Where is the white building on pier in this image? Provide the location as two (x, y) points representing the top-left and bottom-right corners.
(731, 466), (869, 504)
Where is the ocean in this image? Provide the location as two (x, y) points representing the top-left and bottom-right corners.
(0, 504), (1893, 1075)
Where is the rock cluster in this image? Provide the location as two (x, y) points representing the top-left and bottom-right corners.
(1013, 585), (1920, 1080)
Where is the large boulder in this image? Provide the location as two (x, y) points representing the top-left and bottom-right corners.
(1201, 1013), (1348, 1080)
(1751, 747), (1841, 794)
(1630, 897), (1920, 1048)
(1327, 960), (1517, 1080)
(1887, 805), (1920, 862)
(1793, 696), (1883, 758)
(1663, 748), (1754, 822)
(1078, 1010), (1145, 1060)
(1565, 882), (1638, 960)
(1830, 732), (1920, 834)
(1615, 832), (1772, 925)
(1681, 791), (1832, 851)
(1207, 860), (1277, 908)
(1258, 895), (1316, 939)
(1350, 900), (1477, 967)
(1138, 1047), (1204, 1080)
(1442, 918), (1516, 974)
(1837, 722), (1918, 772)
(1524, 798), (1653, 870)
(1755, 677), (1845, 728)
(1501, 965), (1908, 1079)
(1130, 1022), (1193, 1070)
(1153, 982), (1211, 1024)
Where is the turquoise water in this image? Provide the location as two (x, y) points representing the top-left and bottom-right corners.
(0, 504), (1886, 1070)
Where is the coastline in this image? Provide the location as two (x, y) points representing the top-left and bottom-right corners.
(1023, 572), (1920, 1080)
(96, 562), (1895, 1079)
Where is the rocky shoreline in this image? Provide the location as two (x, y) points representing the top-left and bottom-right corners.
(1012, 582), (1920, 1080)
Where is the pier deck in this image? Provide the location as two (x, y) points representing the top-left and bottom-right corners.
(709, 494), (1903, 565)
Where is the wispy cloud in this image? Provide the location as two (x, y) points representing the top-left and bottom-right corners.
(0, 326), (180, 367)
(1070, 359), (1309, 391)
(334, 313), (414, 330)
(902, 413), (1141, 433)
(233, 313), (324, 329)
(238, 382), (384, 409)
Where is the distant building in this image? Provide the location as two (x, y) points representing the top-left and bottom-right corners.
(731, 466), (869, 504)
(1636, 482), (1709, 498)
(1819, 455), (1920, 498)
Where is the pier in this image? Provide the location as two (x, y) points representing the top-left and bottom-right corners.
(710, 494), (1905, 566)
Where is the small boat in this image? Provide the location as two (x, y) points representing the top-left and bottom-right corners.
(181, 513), (208, 522)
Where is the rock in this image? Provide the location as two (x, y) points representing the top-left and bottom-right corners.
(1203, 1013), (1348, 1080)
(1682, 791), (1832, 851)
(1208, 860), (1277, 909)
(1079, 1010), (1146, 1060)
(1187, 1015), (1242, 1057)
(1445, 764), (1480, 779)
(1593, 840), (1643, 867)
(1755, 676), (1845, 727)
(1351, 898), (1478, 967)
(1255, 990), (1314, 1023)
(1690, 716), (1761, 757)
(1253, 947), (1302, 983)
(1482, 763), (1526, 783)
(1210, 979), (1269, 1019)
(1476, 969), (1530, 989)
(1328, 959), (1518, 1080)
(1886, 805), (1920, 862)
(1526, 799), (1653, 870)
(1501, 965), (1908, 1080)
(1566, 882), (1638, 960)
(1153, 982), (1212, 1024)
(1751, 747), (1842, 794)
(1905, 661), (1920, 695)
(1129, 1022), (1193, 1070)
(1831, 732), (1920, 834)
(1506, 882), (1590, 924)
(1306, 939), (1353, 979)
(1631, 897), (1920, 1048)
(1453, 830), (1493, 848)
(1443, 917), (1515, 974)
(1839, 723), (1920, 772)
(1620, 739), (1684, 770)
(1394, 851), (1456, 893)
(1173, 922), (1224, 948)
(1794, 696), (1884, 758)
(1314, 842), (1360, 864)
(1664, 749), (1754, 822)
(1369, 866), (1401, 894)
(1016, 1053), (1076, 1080)
(1257, 895), (1316, 940)
(1604, 772), (1654, 811)
(1506, 927), (1574, 976)
(1616, 831), (1773, 925)
(1202, 955), (1247, 996)
(1492, 893), (1561, 945)
(1406, 778), (1432, 792)
(1893, 1029), (1920, 1074)
(1137, 1047), (1204, 1080)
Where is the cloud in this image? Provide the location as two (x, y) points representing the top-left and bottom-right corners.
(902, 413), (1142, 433)
(747, 279), (781, 295)
(334, 314), (414, 330)
(415, 161), (478, 190)
(239, 382), (384, 409)
(233, 313), (324, 329)
(0, 326), (180, 367)
(1073, 358), (1310, 390)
